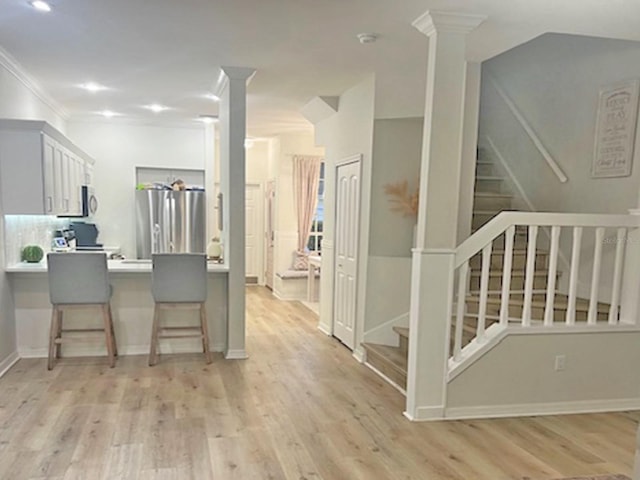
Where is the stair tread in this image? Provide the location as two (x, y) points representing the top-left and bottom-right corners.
(362, 343), (407, 373)
(392, 326), (409, 339)
(469, 269), (552, 277)
(466, 293), (609, 312)
(473, 209), (516, 215)
(476, 176), (504, 181)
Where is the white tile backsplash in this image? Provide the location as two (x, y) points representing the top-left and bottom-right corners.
(4, 215), (68, 265)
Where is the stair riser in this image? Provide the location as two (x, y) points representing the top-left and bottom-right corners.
(476, 163), (496, 176)
(465, 301), (609, 323)
(474, 195), (513, 211)
(398, 335), (408, 355)
(475, 178), (504, 193)
(469, 252), (548, 270)
(365, 349), (406, 389)
(468, 274), (555, 291)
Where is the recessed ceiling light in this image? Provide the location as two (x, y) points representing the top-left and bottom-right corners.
(206, 93), (220, 102)
(30, 1), (51, 12)
(79, 82), (108, 93)
(145, 104), (169, 113)
(198, 115), (219, 124)
(100, 110), (119, 118)
(357, 33), (378, 44)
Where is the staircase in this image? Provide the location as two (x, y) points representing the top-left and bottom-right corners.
(362, 151), (612, 392)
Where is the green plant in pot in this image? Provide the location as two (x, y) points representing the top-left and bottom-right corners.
(21, 245), (44, 263)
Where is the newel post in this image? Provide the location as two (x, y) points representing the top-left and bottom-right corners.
(619, 209), (640, 325)
(405, 11), (486, 421)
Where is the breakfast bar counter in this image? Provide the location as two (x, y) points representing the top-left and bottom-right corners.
(7, 260), (229, 359)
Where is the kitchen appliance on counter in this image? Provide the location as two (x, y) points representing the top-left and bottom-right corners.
(135, 189), (205, 259)
(70, 221), (103, 250)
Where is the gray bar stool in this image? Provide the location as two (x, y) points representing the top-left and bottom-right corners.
(47, 252), (117, 370)
(148, 253), (212, 365)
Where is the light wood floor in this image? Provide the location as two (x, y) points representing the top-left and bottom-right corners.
(0, 286), (638, 479)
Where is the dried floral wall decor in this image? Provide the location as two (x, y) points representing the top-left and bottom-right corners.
(383, 180), (419, 217)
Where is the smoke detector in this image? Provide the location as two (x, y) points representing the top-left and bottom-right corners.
(357, 33), (378, 44)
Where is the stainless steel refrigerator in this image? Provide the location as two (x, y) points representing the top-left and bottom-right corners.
(135, 189), (206, 259)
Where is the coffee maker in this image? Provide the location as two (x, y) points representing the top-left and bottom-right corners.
(70, 222), (103, 250)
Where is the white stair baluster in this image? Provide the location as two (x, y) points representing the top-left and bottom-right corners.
(522, 225), (539, 327)
(588, 227), (605, 325)
(566, 227), (583, 325)
(454, 261), (469, 361)
(499, 226), (515, 326)
(477, 243), (493, 343)
(609, 227), (627, 324)
(543, 226), (561, 326)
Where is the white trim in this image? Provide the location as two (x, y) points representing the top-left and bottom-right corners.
(225, 349), (249, 360)
(352, 348), (365, 363)
(0, 352), (19, 378)
(411, 248), (456, 255)
(403, 405), (445, 421)
(412, 11), (487, 36)
(445, 398), (640, 420)
(317, 323), (332, 335)
(486, 74), (567, 183)
(364, 361), (407, 396)
(0, 46), (69, 120)
(447, 323), (640, 381)
(334, 153), (362, 167)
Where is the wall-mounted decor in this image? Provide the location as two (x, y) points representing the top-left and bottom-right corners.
(592, 79), (640, 178)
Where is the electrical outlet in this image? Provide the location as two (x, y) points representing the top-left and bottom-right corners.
(554, 355), (566, 371)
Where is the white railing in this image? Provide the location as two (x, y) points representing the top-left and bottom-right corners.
(449, 211), (640, 370)
(486, 74), (568, 184)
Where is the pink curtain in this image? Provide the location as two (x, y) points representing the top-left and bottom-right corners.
(292, 155), (322, 270)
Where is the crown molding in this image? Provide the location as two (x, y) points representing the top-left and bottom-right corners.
(0, 45), (69, 120)
(66, 115), (210, 130)
(412, 11), (487, 37)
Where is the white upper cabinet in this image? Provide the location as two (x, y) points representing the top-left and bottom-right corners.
(0, 120), (96, 215)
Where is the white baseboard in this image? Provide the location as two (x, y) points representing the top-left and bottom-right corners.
(0, 351), (19, 378)
(225, 349), (248, 360)
(317, 322), (332, 336)
(444, 397), (640, 420)
(352, 348), (365, 363)
(403, 405), (446, 421)
(364, 361), (406, 396)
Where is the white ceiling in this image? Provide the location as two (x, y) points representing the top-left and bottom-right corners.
(2, 0), (640, 137)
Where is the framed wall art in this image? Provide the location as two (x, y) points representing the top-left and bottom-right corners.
(592, 79), (640, 178)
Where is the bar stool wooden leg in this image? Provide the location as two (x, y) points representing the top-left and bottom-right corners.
(149, 305), (160, 366)
(200, 303), (212, 364)
(55, 308), (63, 359)
(102, 304), (116, 368)
(48, 306), (59, 371)
(108, 304), (118, 357)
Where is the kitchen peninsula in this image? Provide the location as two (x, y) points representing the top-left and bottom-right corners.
(7, 260), (229, 358)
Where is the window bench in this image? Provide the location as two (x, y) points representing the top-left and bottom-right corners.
(275, 269), (320, 301)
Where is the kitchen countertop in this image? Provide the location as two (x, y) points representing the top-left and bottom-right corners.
(5, 259), (230, 274)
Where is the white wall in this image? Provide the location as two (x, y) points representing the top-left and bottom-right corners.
(67, 121), (210, 258)
(364, 117), (423, 341)
(0, 58), (67, 369)
(314, 75), (375, 349)
(447, 331), (640, 417)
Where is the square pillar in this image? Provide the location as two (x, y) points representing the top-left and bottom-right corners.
(405, 11), (486, 420)
(218, 66), (255, 359)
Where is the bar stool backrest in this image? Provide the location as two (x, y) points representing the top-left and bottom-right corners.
(47, 252), (110, 305)
(151, 253), (207, 303)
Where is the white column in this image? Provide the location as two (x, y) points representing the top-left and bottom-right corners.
(218, 66), (255, 359)
(405, 11), (486, 421)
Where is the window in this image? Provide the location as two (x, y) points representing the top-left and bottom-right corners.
(307, 163), (324, 252)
